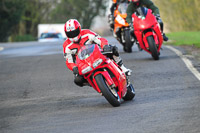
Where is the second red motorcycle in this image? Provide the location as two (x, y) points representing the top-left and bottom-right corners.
(131, 7), (163, 60)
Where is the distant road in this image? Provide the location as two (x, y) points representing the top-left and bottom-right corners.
(0, 38), (200, 133)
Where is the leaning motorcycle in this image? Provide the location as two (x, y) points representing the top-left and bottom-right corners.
(112, 3), (134, 53)
(76, 44), (135, 107)
(131, 7), (163, 60)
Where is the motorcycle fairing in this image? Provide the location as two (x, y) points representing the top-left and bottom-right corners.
(132, 7), (163, 53)
(76, 44), (127, 98)
(132, 9), (157, 31)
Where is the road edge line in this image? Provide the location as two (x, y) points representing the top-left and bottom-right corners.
(165, 45), (200, 81)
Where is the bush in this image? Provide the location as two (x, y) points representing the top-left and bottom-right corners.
(13, 34), (36, 42)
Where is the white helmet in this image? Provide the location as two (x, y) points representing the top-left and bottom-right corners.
(64, 19), (81, 43)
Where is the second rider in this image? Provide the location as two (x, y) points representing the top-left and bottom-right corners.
(126, 0), (168, 41)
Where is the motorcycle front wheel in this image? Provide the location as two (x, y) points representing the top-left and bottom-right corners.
(147, 35), (159, 60)
(124, 29), (133, 53)
(95, 74), (120, 107)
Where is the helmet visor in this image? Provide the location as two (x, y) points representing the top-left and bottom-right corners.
(65, 28), (80, 38)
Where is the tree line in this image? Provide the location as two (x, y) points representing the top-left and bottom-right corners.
(0, 0), (199, 42)
(0, 0), (107, 42)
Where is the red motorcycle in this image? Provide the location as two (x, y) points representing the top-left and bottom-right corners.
(132, 7), (163, 60)
(76, 44), (135, 107)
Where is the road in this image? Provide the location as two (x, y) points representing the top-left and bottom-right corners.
(0, 37), (200, 133)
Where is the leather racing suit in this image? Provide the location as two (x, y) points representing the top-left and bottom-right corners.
(63, 29), (127, 87)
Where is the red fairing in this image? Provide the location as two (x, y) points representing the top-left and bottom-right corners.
(132, 8), (163, 55)
(76, 44), (127, 99)
(63, 29), (109, 71)
(132, 10), (157, 31)
(102, 60), (127, 97)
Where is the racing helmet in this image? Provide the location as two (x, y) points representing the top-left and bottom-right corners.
(132, 0), (140, 4)
(64, 19), (81, 43)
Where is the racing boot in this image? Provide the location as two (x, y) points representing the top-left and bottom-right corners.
(162, 33), (168, 41)
(113, 56), (132, 76)
(121, 64), (132, 76)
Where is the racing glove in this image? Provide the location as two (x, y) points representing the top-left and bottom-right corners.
(103, 45), (119, 56)
(112, 45), (119, 56)
(72, 66), (79, 76)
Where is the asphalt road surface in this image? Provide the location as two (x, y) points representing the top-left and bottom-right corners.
(0, 37), (200, 133)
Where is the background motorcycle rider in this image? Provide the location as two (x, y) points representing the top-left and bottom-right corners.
(126, 0), (168, 41)
(63, 19), (131, 87)
(108, 0), (130, 31)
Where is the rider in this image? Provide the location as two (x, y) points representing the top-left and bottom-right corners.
(126, 0), (168, 41)
(63, 19), (131, 87)
(108, 0), (130, 31)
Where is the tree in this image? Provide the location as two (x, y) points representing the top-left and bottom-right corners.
(18, 0), (55, 37)
(0, 0), (25, 42)
(154, 0), (200, 32)
(50, 0), (108, 29)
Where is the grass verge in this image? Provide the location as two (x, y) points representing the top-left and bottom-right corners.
(166, 31), (200, 48)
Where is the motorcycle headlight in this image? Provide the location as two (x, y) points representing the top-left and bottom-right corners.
(81, 66), (92, 74)
(116, 15), (125, 25)
(93, 59), (103, 68)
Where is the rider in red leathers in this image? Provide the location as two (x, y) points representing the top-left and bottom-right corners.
(63, 19), (131, 87)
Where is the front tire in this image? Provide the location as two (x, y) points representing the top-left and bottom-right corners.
(95, 74), (120, 107)
(147, 35), (159, 60)
(124, 30), (133, 53)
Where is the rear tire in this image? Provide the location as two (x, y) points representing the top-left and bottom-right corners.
(123, 84), (135, 101)
(124, 30), (132, 53)
(95, 74), (121, 107)
(147, 35), (159, 60)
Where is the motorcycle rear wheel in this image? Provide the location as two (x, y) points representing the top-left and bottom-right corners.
(123, 84), (135, 101)
(95, 74), (121, 107)
(147, 35), (159, 60)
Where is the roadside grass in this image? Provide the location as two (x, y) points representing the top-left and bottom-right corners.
(166, 31), (200, 48)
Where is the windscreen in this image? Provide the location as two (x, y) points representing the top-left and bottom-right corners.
(77, 44), (95, 60)
(135, 7), (148, 17)
(118, 3), (128, 14)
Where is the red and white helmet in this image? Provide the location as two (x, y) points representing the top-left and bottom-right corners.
(132, 0), (139, 3)
(132, 0), (140, 5)
(64, 19), (81, 43)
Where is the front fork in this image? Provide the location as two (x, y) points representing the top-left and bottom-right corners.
(121, 28), (125, 44)
(126, 74), (131, 87)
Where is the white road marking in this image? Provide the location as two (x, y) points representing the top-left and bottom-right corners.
(0, 47), (4, 51)
(165, 45), (200, 81)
